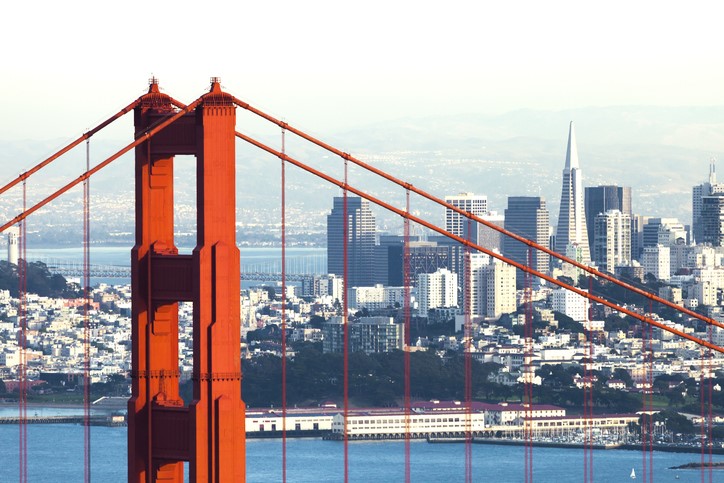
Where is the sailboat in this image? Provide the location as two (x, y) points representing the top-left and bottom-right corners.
(630, 467), (636, 479)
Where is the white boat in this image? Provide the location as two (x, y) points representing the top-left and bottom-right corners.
(630, 468), (636, 479)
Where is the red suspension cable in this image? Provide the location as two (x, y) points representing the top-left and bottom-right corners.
(464, 217), (472, 483)
(229, 97), (724, 333)
(707, 323), (713, 482)
(342, 157), (349, 483)
(280, 126), (288, 483)
(524, 247), (533, 483)
(1, 98), (203, 234)
(18, 178), (27, 483)
(584, 276), (594, 483)
(0, 100), (138, 197)
(83, 139), (92, 483)
(403, 189), (411, 483)
(234, 130), (724, 354)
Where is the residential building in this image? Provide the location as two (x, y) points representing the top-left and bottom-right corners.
(642, 245), (671, 281)
(593, 209), (631, 272)
(417, 268), (458, 316)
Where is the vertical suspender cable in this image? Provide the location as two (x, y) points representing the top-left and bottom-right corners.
(19, 177), (27, 483)
(700, 330), (706, 483)
(280, 126), (288, 483)
(145, 140), (153, 483)
(83, 139), (92, 483)
(707, 323), (713, 482)
(403, 189), (411, 483)
(464, 217), (472, 483)
(342, 157), (349, 483)
(584, 276), (594, 483)
(524, 247), (533, 483)
(648, 300), (654, 483)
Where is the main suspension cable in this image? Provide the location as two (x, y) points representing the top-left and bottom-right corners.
(0, 100), (139, 196)
(235, 129), (724, 353)
(1, 98), (204, 233)
(230, 97), (724, 332)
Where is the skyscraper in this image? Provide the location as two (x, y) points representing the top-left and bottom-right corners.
(555, 122), (590, 263)
(584, 185), (632, 255)
(444, 192), (489, 294)
(593, 210), (631, 272)
(503, 196), (550, 286)
(327, 196), (376, 287)
(701, 194), (724, 246)
(445, 192), (488, 241)
(693, 159), (724, 243)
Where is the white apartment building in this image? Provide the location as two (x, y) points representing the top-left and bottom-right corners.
(551, 288), (589, 322)
(480, 258), (517, 318)
(592, 209), (631, 272)
(417, 268), (458, 316)
(642, 245), (671, 281)
(349, 284), (410, 310)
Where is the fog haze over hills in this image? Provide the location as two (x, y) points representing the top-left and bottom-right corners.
(1, 105), (722, 244)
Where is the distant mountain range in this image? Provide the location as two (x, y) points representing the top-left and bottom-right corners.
(1, 105), (722, 235)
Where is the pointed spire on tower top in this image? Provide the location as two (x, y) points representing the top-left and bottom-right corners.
(709, 157), (717, 185)
(565, 121), (579, 170)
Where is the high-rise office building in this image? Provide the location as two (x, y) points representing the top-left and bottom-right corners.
(593, 210), (631, 272)
(693, 160), (724, 244)
(701, 194), (724, 246)
(503, 196), (550, 286)
(374, 236), (451, 287)
(584, 185), (632, 255)
(327, 196), (376, 287)
(445, 192), (488, 242)
(555, 122), (590, 263)
(642, 218), (687, 249)
(443, 192), (489, 296)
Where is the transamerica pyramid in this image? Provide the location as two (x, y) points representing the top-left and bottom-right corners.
(555, 122), (591, 264)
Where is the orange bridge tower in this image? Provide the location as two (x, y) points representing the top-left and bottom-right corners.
(128, 78), (245, 482)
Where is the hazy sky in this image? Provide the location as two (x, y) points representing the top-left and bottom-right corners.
(1, 1), (723, 141)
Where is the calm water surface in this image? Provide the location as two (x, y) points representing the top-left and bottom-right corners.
(0, 423), (721, 482)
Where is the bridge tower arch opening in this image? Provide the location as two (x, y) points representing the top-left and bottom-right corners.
(129, 78), (245, 483)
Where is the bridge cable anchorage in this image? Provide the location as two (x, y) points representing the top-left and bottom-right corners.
(280, 124), (288, 483)
(0, 98), (204, 234)
(229, 97), (724, 333)
(0, 100), (139, 197)
(403, 188), (411, 483)
(234, 129), (724, 353)
(342, 154), (350, 483)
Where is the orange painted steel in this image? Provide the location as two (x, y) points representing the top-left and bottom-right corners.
(230, 96), (724, 333)
(129, 79), (245, 483)
(0, 100), (138, 196)
(235, 129), (724, 354)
